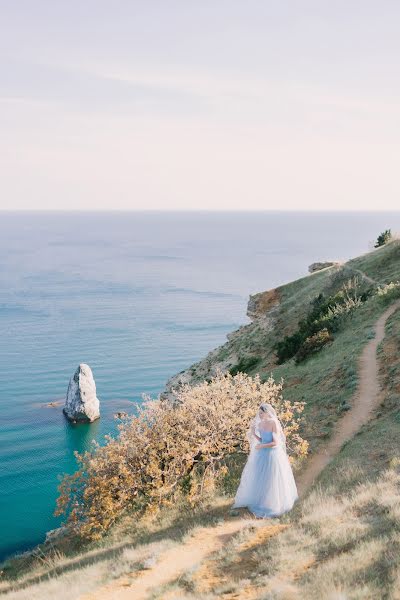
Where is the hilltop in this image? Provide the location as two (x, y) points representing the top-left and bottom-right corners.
(166, 239), (400, 453)
(2, 239), (400, 599)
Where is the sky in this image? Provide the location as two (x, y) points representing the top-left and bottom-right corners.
(1, 1), (400, 211)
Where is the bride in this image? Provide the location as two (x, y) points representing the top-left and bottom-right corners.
(232, 402), (298, 518)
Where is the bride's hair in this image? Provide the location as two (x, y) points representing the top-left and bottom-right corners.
(259, 403), (276, 418)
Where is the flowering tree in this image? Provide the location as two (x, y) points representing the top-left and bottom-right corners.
(56, 372), (307, 540)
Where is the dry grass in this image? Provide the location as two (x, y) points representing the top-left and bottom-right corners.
(152, 467), (400, 600)
(0, 537), (177, 600)
(0, 496), (237, 598)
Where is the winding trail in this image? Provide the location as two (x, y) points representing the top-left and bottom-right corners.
(342, 264), (383, 287)
(79, 299), (400, 600)
(297, 299), (400, 493)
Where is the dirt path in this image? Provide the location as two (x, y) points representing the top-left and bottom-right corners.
(79, 300), (400, 600)
(342, 265), (382, 287)
(297, 299), (400, 494)
(79, 518), (262, 600)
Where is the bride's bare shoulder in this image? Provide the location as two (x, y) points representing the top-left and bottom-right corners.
(259, 418), (277, 431)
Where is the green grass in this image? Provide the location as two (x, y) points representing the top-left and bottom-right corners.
(348, 238), (400, 284)
(268, 294), (389, 451)
(172, 242), (400, 398)
(212, 240), (400, 453)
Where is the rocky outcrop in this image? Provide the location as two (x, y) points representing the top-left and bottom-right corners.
(247, 288), (280, 321)
(308, 261), (338, 273)
(63, 364), (100, 423)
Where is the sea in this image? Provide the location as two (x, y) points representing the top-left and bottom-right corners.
(1, 211), (400, 562)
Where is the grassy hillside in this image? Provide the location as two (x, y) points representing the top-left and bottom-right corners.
(179, 304), (400, 599)
(1, 239), (400, 599)
(168, 239), (400, 455)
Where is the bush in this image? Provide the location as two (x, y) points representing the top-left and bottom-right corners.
(275, 294), (328, 363)
(55, 373), (308, 540)
(319, 295), (363, 330)
(295, 328), (333, 363)
(275, 278), (367, 364)
(377, 281), (400, 304)
(274, 331), (301, 364)
(375, 229), (392, 248)
(229, 356), (260, 376)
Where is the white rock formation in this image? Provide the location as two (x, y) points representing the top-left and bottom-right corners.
(63, 363), (100, 423)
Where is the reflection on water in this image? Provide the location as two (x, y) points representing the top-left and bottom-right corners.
(61, 399), (136, 468)
(64, 418), (102, 457)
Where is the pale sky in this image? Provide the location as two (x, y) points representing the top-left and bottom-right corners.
(1, 1), (400, 211)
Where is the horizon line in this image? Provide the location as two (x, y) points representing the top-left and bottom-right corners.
(2, 208), (400, 214)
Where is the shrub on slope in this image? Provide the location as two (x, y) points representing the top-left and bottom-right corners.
(275, 277), (370, 364)
(56, 373), (307, 541)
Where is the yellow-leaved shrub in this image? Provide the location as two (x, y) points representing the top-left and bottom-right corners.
(55, 372), (307, 540)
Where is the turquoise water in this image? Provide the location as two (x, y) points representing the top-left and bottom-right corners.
(1, 211), (400, 561)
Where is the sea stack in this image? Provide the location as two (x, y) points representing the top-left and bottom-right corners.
(63, 364), (100, 423)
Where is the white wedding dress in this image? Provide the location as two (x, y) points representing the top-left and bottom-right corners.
(233, 427), (298, 518)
